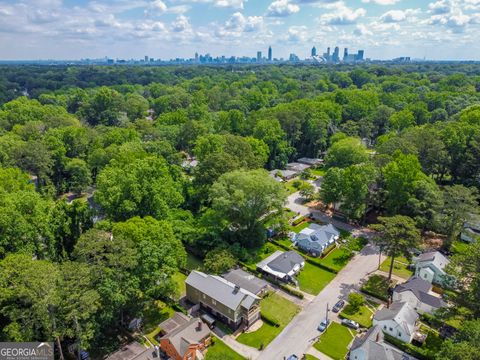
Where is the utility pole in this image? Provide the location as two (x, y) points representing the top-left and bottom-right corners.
(48, 305), (65, 360)
(74, 316), (81, 360)
(325, 303), (330, 322)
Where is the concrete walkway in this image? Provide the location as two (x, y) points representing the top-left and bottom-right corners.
(212, 327), (260, 360)
(307, 347), (333, 360)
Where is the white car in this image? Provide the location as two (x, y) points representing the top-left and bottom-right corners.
(341, 319), (359, 330)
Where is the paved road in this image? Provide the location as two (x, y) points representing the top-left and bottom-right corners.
(258, 244), (385, 360)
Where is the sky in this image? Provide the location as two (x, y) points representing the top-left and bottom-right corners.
(0, 0), (480, 60)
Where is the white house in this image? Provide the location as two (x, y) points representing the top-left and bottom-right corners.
(413, 251), (450, 287)
(256, 250), (305, 283)
(295, 223), (340, 257)
(349, 325), (418, 360)
(461, 214), (480, 243)
(373, 302), (419, 343)
(392, 277), (446, 315)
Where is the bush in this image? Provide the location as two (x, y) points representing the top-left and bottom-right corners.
(279, 284), (304, 299)
(204, 248), (236, 274)
(320, 243), (337, 258)
(348, 293), (365, 312)
(384, 334), (430, 360)
(261, 313), (280, 327)
(291, 215), (307, 226)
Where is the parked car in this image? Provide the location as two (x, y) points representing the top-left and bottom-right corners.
(286, 355), (298, 360)
(341, 319), (359, 330)
(332, 300), (345, 313)
(317, 319), (330, 332)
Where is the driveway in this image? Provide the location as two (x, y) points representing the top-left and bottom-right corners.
(258, 244), (385, 360)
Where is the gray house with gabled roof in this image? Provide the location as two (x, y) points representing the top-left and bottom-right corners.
(392, 276), (446, 315)
(294, 223), (340, 257)
(222, 268), (269, 296)
(349, 325), (417, 360)
(256, 250), (305, 283)
(185, 271), (260, 330)
(373, 302), (419, 343)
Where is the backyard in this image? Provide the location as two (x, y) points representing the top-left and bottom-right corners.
(142, 300), (176, 345)
(379, 256), (413, 279)
(314, 322), (355, 360)
(318, 247), (353, 272)
(205, 336), (245, 360)
(297, 262), (336, 295)
(236, 293), (299, 349)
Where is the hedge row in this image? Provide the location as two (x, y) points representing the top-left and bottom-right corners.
(279, 284), (304, 299)
(291, 215), (307, 226)
(360, 288), (389, 302)
(384, 334), (431, 360)
(261, 313), (280, 327)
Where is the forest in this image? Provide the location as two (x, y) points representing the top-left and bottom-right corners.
(0, 64), (479, 358)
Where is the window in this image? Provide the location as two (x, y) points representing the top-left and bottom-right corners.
(389, 327), (393, 331)
(384, 325), (387, 330)
(398, 332), (402, 337)
(202, 294), (206, 299)
(212, 299), (216, 305)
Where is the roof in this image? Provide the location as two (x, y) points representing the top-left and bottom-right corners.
(297, 157), (323, 166)
(286, 162), (311, 172)
(415, 251), (449, 274)
(295, 223), (340, 252)
(374, 302), (418, 336)
(257, 250), (304, 275)
(185, 271), (259, 311)
(394, 277), (446, 308)
(222, 268), (268, 295)
(160, 318), (210, 358)
(351, 326), (417, 360)
(159, 312), (190, 335)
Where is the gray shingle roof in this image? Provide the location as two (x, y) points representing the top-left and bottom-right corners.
(257, 250), (304, 274)
(394, 277), (446, 308)
(295, 223), (339, 253)
(222, 268), (268, 295)
(415, 251), (449, 274)
(185, 271), (259, 311)
(351, 325), (418, 360)
(374, 302), (418, 336)
(160, 318), (210, 357)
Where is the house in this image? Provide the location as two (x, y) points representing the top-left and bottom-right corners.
(461, 214), (480, 242)
(286, 162), (311, 173)
(269, 169), (297, 181)
(294, 223), (340, 257)
(297, 157), (324, 167)
(256, 250), (305, 283)
(413, 251), (450, 286)
(349, 325), (417, 360)
(105, 342), (157, 360)
(373, 302), (419, 343)
(222, 268), (269, 296)
(392, 277), (446, 315)
(185, 271), (261, 330)
(159, 317), (211, 360)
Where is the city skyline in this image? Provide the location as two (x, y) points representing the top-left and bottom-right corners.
(0, 0), (480, 61)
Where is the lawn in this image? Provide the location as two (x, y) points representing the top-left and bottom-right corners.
(361, 274), (395, 301)
(236, 293), (299, 349)
(319, 247), (353, 272)
(284, 179), (308, 194)
(451, 240), (470, 254)
(172, 271), (187, 297)
(244, 242), (284, 266)
(290, 220), (312, 233)
(205, 336), (245, 360)
(297, 262), (336, 295)
(185, 252), (205, 271)
(344, 236), (368, 252)
(314, 322), (354, 360)
(305, 355), (319, 360)
(311, 168), (326, 177)
(340, 301), (378, 328)
(379, 257), (413, 279)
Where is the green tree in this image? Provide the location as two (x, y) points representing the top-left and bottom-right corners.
(203, 248), (236, 274)
(94, 156), (183, 221)
(298, 182), (316, 201)
(348, 293), (365, 312)
(370, 216), (420, 282)
(65, 158), (91, 195)
(441, 185), (479, 248)
(319, 167), (344, 210)
(209, 169), (287, 248)
(325, 137), (369, 168)
(436, 320), (480, 360)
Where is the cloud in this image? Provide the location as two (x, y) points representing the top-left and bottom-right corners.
(380, 8), (419, 22)
(428, 0), (451, 14)
(354, 24), (373, 36)
(267, 0), (300, 17)
(362, 0), (400, 5)
(171, 15), (191, 32)
(215, 0), (245, 9)
(285, 25), (309, 42)
(319, 2), (366, 25)
(216, 11), (264, 37)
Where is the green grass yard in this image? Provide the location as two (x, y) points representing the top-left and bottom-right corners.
(142, 300), (176, 345)
(186, 252), (205, 271)
(172, 271), (187, 297)
(205, 336), (245, 360)
(236, 293), (299, 349)
(314, 322), (354, 360)
(340, 301), (379, 328)
(318, 247), (353, 272)
(297, 262), (336, 295)
(361, 274), (395, 301)
(379, 257), (413, 279)
(311, 168), (326, 177)
(290, 220), (312, 233)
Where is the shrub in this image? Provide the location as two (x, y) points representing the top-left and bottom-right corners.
(279, 284), (304, 299)
(204, 248), (236, 274)
(348, 293), (365, 312)
(261, 313), (280, 327)
(291, 215), (307, 226)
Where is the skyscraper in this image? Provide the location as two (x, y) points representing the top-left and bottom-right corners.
(268, 46), (272, 62)
(311, 46), (317, 57)
(257, 51), (262, 62)
(356, 50), (364, 61)
(343, 48), (348, 62)
(333, 47), (340, 62)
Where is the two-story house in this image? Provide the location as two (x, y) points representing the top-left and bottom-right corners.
(392, 276), (446, 315)
(373, 302), (419, 343)
(185, 271), (261, 330)
(413, 251), (450, 287)
(294, 223), (340, 257)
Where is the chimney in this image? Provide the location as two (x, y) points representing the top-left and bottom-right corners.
(233, 285), (240, 294)
(197, 321), (202, 331)
(376, 332), (381, 343)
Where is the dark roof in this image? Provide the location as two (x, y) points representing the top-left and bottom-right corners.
(160, 318), (210, 357)
(394, 277), (446, 308)
(159, 312), (190, 335)
(266, 251), (304, 274)
(222, 268), (268, 295)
